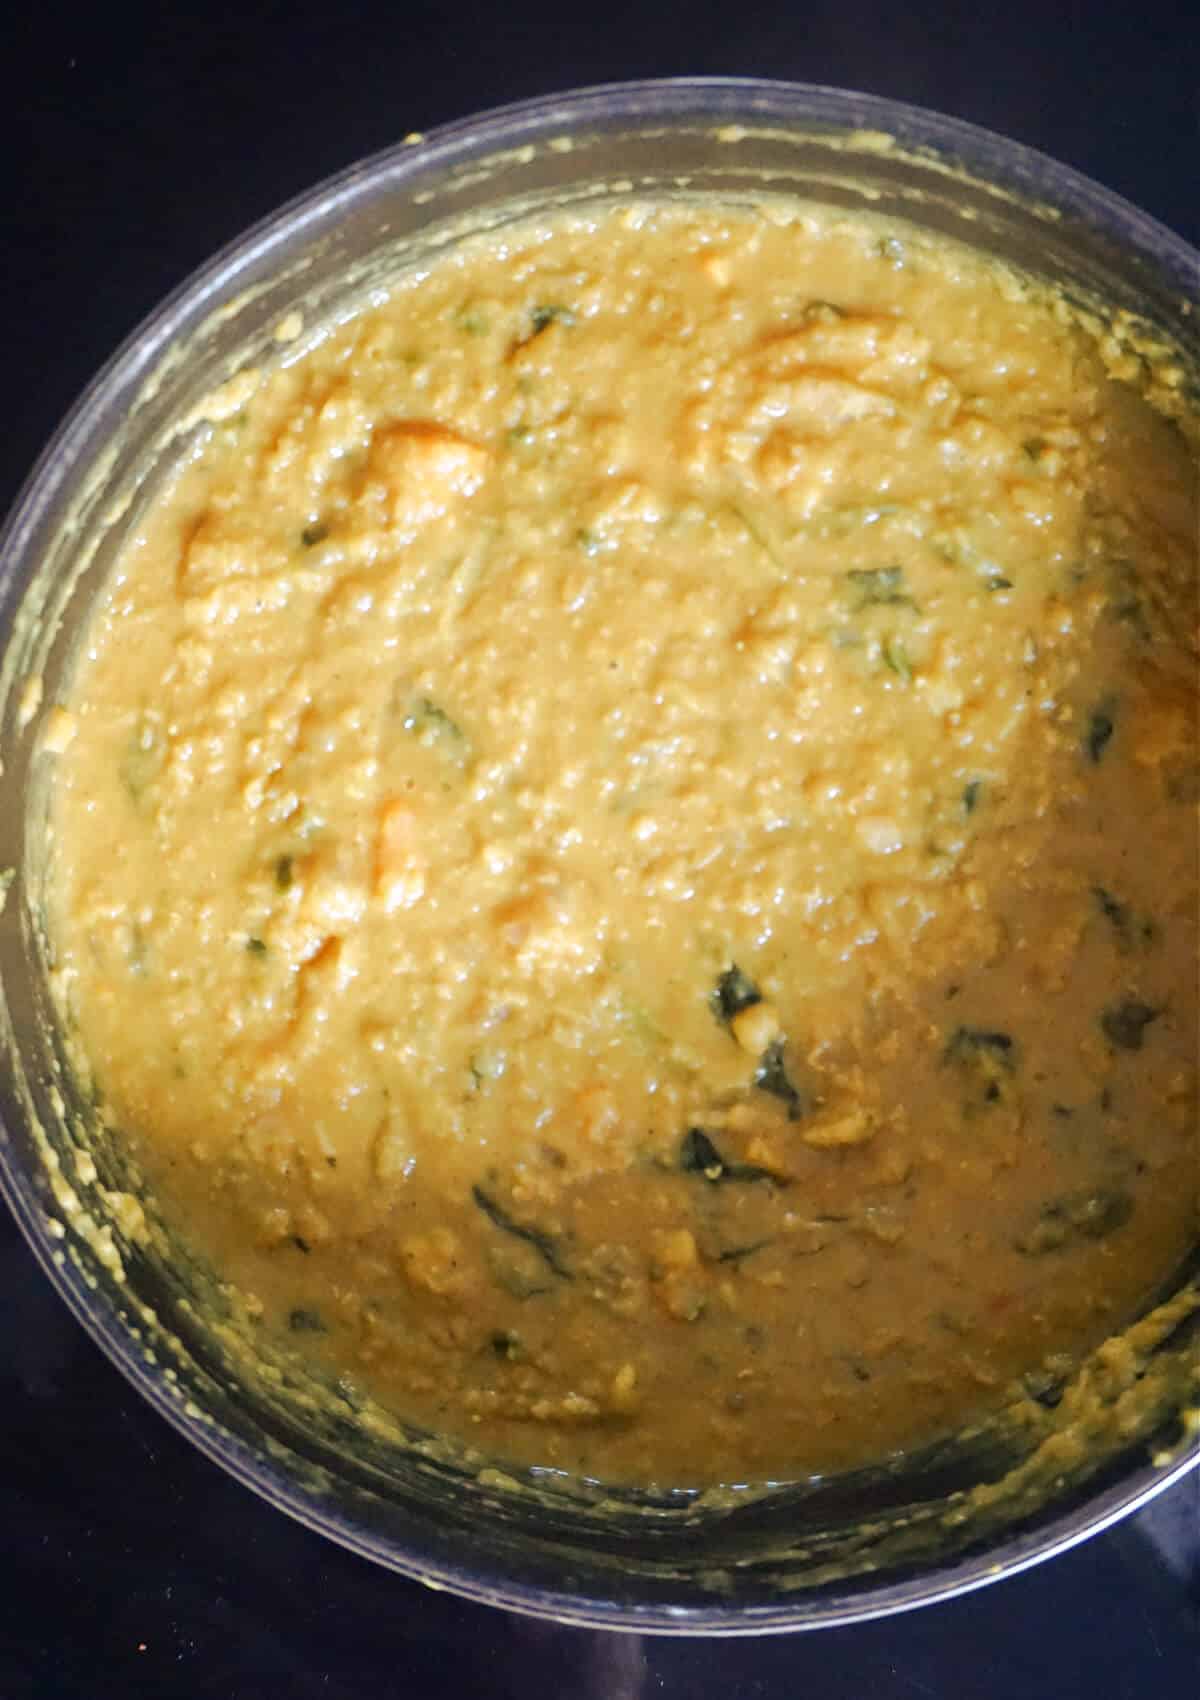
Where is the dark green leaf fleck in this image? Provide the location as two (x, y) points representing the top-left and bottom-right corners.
(403, 698), (464, 743)
(1100, 999), (1159, 1052)
(945, 1027), (1017, 1068)
(753, 1039), (806, 1120)
(716, 1238), (775, 1265)
(472, 1185), (572, 1280)
(275, 854), (294, 891)
(679, 1128), (780, 1186)
(680, 1127), (725, 1177)
(1092, 886), (1129, 932)
(711, 965), (762, 1024)
(530, 303), (576, 335)
(847, 566), (912, 608)
(1016, 1187), (1133, 1255)
(300, 522), (328, 548)
(288, 1307), (326, 1333)
(246, 936), (267, 956)
(1084, 704), (1115, 763)
(882, 637), (913, 681)
(962, 780), (982, 814)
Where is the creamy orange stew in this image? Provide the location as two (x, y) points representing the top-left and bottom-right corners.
(48, 200), (1198, 1486)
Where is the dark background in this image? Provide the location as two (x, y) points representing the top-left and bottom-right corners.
(1, 3), (1197, 1695)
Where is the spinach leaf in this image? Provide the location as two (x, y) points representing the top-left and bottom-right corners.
(1100, 999), (1159, 1051)
(753, 1039), (806, 1120)
(679, 1127), (779, 1186)
(530, 303), (577, 336)
(1084, 704), (1115, 763)
(403, 697), (464, 743)
(882, 637), (913, 681)
(288, 1307), (326, 1333)
(710, 965), (762, 1025)
(1092, 886), (1130, 933)
(680, 1127), (725, 1176)
(716, 1238), (775, 1265)
(944, 1027), (1017, 1068)
(472, 1185), (572, 1280)
(847, 566), (912, 608)
(1016, 1187), (1133, 1255)
(1092, 889), (1154, 951)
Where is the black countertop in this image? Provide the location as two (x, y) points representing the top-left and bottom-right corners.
(2, 4), (1197, 1693)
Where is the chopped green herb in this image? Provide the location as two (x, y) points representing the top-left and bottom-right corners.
(246, 936), (267, 956)
(456, 307), (491, 336)
(711, 965), (762, 1025)
(1092, 887), (1154, 951)
(753, 1039), (805, 1120)
(288, 1307), (326, 1333)
(962, 780), (982, 815)
(506, 424), (537, 449)
(801, 299), (846, 323)
(472, 1184), (572, 1280)
(1093, 887), (1127, 929)
(1016, 1187), (1133, 1255)
(576, 527), (602, 555)
(882, 637), (913, 681)
(679, 1127), (780, 1186)
(729, 502), (785, 573)
(945, 1027), (1017, 1067)
(300, 521), (328, 548)
(275, 854), (294, 891)
(291, 1235), (311, 1255)
(945, 1028), (1018, 1105)
(985, 575), (1014, 592)
(1084, 703), (1115, 763)
(1023, 437), (1047, 463)
(878, 235), (906, 267)
(716, 1238), (775, 1265)
(1100, 999), (1159, 1052)
(529, 303), (576, 335)
(846, 566), (912, 608)
(490, 1329), (524, 1361)
(403, 697), (465, 744)
(680, 1127), (725, 1177)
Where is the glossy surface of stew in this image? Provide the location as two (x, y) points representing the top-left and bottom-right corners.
(49, 202), (1198, 1486)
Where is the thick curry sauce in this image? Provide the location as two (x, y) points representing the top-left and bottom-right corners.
(48, 201), (1198, 1486)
